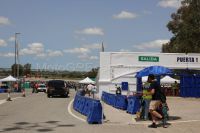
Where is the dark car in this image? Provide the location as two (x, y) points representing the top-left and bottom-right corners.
(47, 80), (69, 98)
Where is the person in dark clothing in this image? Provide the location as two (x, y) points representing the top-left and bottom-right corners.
(115, 84), (121, 95)
(147, 74), (168, 128)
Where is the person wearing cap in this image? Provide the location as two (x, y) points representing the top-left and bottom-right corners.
(147, 74), (167, 128)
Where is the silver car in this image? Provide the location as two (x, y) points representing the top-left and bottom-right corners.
(37, 84), (47, 93)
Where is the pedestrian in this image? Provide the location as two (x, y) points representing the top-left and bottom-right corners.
(87, 83), (93, 97)
(6, 82), (12, 101)
(91, 84), (97, 99)
(115, 84), (121, 95)
(141, 80), (152, 121)
(21, 82), (26, 97)
(148, 74), (168, 128)
(171, 81), (178, 96)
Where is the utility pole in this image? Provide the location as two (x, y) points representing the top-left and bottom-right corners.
(15, 33), (20, 78)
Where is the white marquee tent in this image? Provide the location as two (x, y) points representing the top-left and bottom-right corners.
(79, 77), (95, 84)
(0, 75), (18, 82)
(161, 76), (180, 83)
(142, 76), (148, 82)
(142, 76), (179, 83)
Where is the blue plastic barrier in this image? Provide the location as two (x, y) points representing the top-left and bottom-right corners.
(101, 91), (128, 110)
(87, 100), (102, 124)
(73, 92), (102, 124)
(180, 75), (200, 97)
(127, 96), (141, 114)
(115, 95), (128, 110)
(0, 89), (5, 93)
(82, 99), (91, 116)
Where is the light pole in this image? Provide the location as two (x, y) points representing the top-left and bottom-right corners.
(15, 33), (20, 78)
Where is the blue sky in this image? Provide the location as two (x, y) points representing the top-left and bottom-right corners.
(0, 0), (182, 71)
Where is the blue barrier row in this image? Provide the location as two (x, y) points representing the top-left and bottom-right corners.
(102, 91), (141, 114)
(127, 96), (141, 114)
(102, 91), (128, 110)
(73, 93), (102, 124)
(0, 89), (6, 93)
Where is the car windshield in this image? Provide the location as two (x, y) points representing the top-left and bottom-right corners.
(39, 85), (46, 88)
(48, 81), (65, 88)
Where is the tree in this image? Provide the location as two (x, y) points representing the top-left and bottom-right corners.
(24, 63), (31, 77)
(85, 68), (99, 78)
(11, 64), (24, 77)
(162, 0), (200, 53)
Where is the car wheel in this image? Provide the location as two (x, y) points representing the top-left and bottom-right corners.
(47, 94), (51, 98)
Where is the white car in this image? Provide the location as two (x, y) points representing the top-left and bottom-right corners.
(37, 84), (47, 93)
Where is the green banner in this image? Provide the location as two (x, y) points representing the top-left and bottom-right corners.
(138, 56), (159, 62)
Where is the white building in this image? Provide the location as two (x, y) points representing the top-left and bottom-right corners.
(98, 52), (200, 97)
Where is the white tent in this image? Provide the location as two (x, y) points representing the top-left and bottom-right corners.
(142, 76), (148, 82)
(79, 77), (95, 84)
(0, 75), (18, 82)
(161, 76), (179, 84)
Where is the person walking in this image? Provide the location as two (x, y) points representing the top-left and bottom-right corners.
(6, 82), (12, 101)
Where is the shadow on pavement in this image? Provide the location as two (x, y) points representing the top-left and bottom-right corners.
(168, 116), (181, 121)
(0, 121), (75, 132)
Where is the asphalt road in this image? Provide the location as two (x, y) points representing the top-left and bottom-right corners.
(0, 90), (200, 133)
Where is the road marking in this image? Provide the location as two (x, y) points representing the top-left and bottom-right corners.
(104, 119), (200, 126)
(0, 97), (23, 105)
(0, 99), (6, 105)
(68, 99), (86, 122)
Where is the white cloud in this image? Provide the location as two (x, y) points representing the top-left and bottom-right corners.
(20, 42), (63, 58)
(20, 43), (44, 55)
(0, 16), (11, 26)
(113, 11), (137, 19)
(83, 43), (101, 50)
(0, 39), (7, 47)
(64, 44), (101, 61)
(158, 0), (182, 8)
(8, 36), (15, 42)
(78, 54), (98, 60)
(64, 47), (90, 54)
(47, 50), (63, 57)
(4, 52), (15, 57)
(119, 49), (130, 52)
(0, 52), (15, 57)
(133, 39), (169, 51)
(89, 56), (98, 60)
(76, 27), (104, 35)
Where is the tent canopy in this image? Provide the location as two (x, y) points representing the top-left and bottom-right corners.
(142, 76), (148, 82)
(161, 76), (180, 83)
(79, 77), (95, 84)
(0, 75), (18, 82)
(136, 66), (172, 78)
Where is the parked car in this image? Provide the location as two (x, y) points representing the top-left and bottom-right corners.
(36, 84), (47, 93)
(47, 80), (69, 98)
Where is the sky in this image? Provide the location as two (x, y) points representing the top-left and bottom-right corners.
(0, 0), (183, 71)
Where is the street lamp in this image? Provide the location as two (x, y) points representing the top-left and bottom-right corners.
(14, 33), (20, 78)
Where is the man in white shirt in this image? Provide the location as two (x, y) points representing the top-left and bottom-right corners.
(87, 84), (93, 97)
